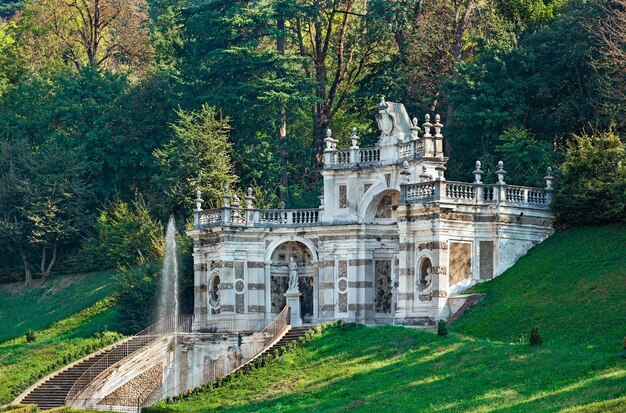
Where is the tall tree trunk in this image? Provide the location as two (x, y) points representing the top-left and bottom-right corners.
(20, 246), (32, 287)
(40, 243), (57, 280)
(277, 11), (289, 201)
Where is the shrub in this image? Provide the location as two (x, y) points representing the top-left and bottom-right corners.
(437, 320), (448, 336)
(553, 129), (626, 225)
(0, 404), (37, 413)
(529, 327), (542, 346)
(25, 329), (36, 343)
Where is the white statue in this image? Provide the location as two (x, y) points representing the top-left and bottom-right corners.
(288, 256), (299, 291)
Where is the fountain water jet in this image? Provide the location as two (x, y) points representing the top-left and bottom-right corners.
(157, 216), (180, 396)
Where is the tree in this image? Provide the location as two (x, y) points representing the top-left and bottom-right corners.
(289, 0), (392, 166)
(592, 0), (626, 129)
(24, 144), (92, 280)
(154, 104), (237, 216)
(553, 129), (626, 225)
(0, 140), (91, 284)
(15, 0), (153, 74)
(0, 140), (33, 285)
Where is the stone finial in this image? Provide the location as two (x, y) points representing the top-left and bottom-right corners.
(419, 165), (431, 182)
(473, 160), (484, 184)
(324, 128), (336, 151)
(378, 96), (389, 110)
(496, 161), (507, 184)
(319, 194), (324, 209)
(410, 117), (421, 141)
(434, 114), (443, 137)
(350, 127), (360, 149)
(279, 201), (285, 209)
(195, 189), (204, 211)
(222, 185), (231, 207)
(400, 160), (411, 183)
(436, 160), (447, 181)
(245, 187), (255, 209)
(544, 166), (554, 189)
(423, 114), (432, 137)
(232, 194), (241, 208)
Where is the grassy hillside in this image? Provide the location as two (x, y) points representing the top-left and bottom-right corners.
(453, 224), (626, 352)
(146, 225), (626, 412)
(0, 271), (126, 404)
(147, 324), (625, 412)
(0, 270), (119, 343)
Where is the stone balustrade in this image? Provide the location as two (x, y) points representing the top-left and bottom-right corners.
(401, 180), (553, 209)
(325, 143), (423, 169)
(195, 207), (321, 229)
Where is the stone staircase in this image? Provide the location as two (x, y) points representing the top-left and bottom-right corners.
(20, 336), (154, 410)
(260, 327), (309, 357)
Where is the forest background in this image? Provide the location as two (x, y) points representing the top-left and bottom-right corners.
(0, 0), (624, 315)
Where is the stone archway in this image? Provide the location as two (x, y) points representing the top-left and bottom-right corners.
(266, 240), (319, 321)
(362, 189), (401, 224)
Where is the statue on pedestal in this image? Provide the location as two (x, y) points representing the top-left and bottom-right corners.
(288, 256), (299, 291)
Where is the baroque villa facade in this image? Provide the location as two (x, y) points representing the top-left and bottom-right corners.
(187, 99), (555, 328)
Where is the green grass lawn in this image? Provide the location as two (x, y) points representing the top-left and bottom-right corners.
(452, 224), (626, 353)
(0, 271), (127, 404)
(146, 225), (626, 412)
(0, 270), (119, 343)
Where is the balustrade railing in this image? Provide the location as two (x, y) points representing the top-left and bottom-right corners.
(66, 315), (194, 405)
(402, 180), (551, 209)
(404, 182), (436, 201)
(195, 208), (321, 228)
(359, 147), (380, 164)
(333, 150), (351, 165)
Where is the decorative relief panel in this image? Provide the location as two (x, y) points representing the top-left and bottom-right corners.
(418, 293), (432, 302)
(235, 294), (244, 314)
(364, 183), (372, 193)
(247, 283), (265, 290)
(319, 282), (334, 289)
(338, 293), (348, 313)
(248, 305), (265, 313)
(348, 281), (373, 288)
(450, 242), (472, 285)
(374, 259), (392, 313)
(479, 241), (494, 280)
(338, 278), (348, 293)
(348, 259), (372, 266)
(418, 241), (449, 251)
(338, 260), (348, 277)
(339, 185), (348, 208)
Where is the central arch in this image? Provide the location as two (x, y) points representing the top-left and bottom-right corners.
(264, 236), (319, 322)
(362, 189), (401, 224)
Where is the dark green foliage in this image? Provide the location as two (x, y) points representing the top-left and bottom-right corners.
(529, 326), (542, 346)
(91, 198), (164, 267)
(115, 262), (161, 333)
(445, 0), (604, 179)
(25, 330), (35, 343)
(437, 319), (448, 336)
(0, 1), (22, 19)
(553, 130), (626, 225)
(154, 104), (237, 216)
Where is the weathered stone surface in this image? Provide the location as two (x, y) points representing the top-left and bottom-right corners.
(348, 259), (372, 266)
(339, 185), (348, 208)
(348, 281), (373, 288)
(374, 259), (392, 313)
(338, 293), (348, 313)
(247, 283), (265, 290)
(319, 282), (334, 289)
(450, 242), (472, 285)
(479, 241), (494, 280)
(248, 305), (265, 313)
(101, 363), (163, 405)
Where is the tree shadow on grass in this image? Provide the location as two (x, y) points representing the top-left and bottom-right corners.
(167, 326), (626, 413)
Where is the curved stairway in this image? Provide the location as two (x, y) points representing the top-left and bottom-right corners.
(20, 336), (153, 410)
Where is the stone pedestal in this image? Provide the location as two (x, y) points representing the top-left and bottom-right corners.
(285, 289), (302, 327)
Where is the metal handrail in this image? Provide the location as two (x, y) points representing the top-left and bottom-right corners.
(65, 314), (194, 405)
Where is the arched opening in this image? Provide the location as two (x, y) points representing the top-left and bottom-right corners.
(418, 257), (433, 291)
(269, 241), (317, 321)
(208, 272), (221, 314)
(363, 189), (401, 223)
